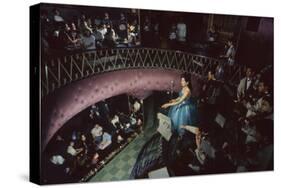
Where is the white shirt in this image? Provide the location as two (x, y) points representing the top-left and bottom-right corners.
(125, 123), (131, 128)
(130, 117), (137, 125)
(82, 35), (96, 50)
(54, 15), (64, 22)
(246, 98), (263, 118)
(133, 101), (141, 112)
(246, 78), (251, 89)
(98, 28), (107, 38)
(242, 126), (259, 144)
(226, 45), (235, 64)
(111, 115), (120, 127)
(237, 77), (252, 98)
(67, 146), (77, 156)
(91, 126), (103, 138)
(176, 23), (187, 42)
(226, 45), (235, 58)
(50, 155), (65, 165)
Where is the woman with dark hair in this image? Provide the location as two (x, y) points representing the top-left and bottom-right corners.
(161, 73), (198, 136)
(103, 25), (116, 48)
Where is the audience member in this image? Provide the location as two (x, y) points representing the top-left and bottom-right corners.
(207, 26), (218, 42)
(168, 24), (177, 48)
(50, 155), (65, 165)
(116, 13), (128, 42)
(41, 8), (141, 54)
(67, 141), (83, 156)
(78, 14), (93, 34)
(91, 124), (103, 144)
(220, 39), (236, 66)
(142, 16), (153, 46)
(102, 12), (112, 26)
(200, 70), (220, 105)
(237, 68), (254, 101)
(215, 62), (225, 80)
(42, 7), (273, 179)
(244, 81), (271, 118)
(53, 9), (64, 23)
(176, 19), (187, 43)
(103, 25), (116, 48)
(98, 131), (112, 150)
(81, 29), (96, 50)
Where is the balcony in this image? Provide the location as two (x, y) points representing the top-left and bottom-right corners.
(41, 47), (246, 97)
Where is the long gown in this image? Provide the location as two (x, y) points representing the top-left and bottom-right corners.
(168, 89), (198, 134)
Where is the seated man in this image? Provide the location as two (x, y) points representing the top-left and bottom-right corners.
(129, 114), (142, 133)
(220, 39), (236, 66)
(67, 141), (83, 157)
(130, 114), (137, 126)
(50, 155), (65, 166)
(97, 131), (112, 150)
(103, 26), (116, 48)
(66, 141), (83, 172)
(81, 29), (96, 50)
(241, 97), (272, 145)
(117, 112), (135, 134)
(91, 124), (103, 144)
(214, 62), (225, 80)
(79, 134), (89, 154)
(236, 117), (273, 172)
(89, 105), (101, 120)
(111, 114), (123, 130)
(76, 134), (89, 166)
(200, 70), (220, 105)
(244, 81), (271, 118)
(124, 122), (135, 134)
(110, 114), (125, 143)
(237, 68), (254, 101)
(133, 100), (141, 113)
(116, 13), (128, 42)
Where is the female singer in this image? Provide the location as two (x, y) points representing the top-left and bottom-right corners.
(161, 74), (198, 136)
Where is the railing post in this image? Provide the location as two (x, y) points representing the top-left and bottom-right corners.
(45, 63), (49, 94)
(57, 58), (61, 88)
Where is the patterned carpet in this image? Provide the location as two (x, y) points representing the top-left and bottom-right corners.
(89, 130), (155, 182)
(89, 99), (157, 182)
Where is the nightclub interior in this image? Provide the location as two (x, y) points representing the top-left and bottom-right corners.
(38, 3), (273, 184)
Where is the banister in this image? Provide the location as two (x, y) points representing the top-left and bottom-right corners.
(41, 48), (244, 97)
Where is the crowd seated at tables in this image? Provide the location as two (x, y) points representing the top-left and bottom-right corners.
(46, 97), (143, 183)
(41, 7), (233, 59)
(41, 8), (140, 56)
(40, 6), (273, 183)
(173, 66), (273, 174)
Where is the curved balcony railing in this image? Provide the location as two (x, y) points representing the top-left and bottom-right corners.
(41, 48), (246, 97)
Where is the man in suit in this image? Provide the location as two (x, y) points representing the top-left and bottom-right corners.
(220, 39), (236, 66)
(237, 67), (253, 101)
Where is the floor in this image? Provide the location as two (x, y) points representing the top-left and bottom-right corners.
(89, 98), (157, 182)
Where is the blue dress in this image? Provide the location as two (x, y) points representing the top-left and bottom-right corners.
(168, 90), (198, 134)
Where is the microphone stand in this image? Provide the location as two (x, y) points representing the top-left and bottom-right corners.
(170, 80), (174, 100)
